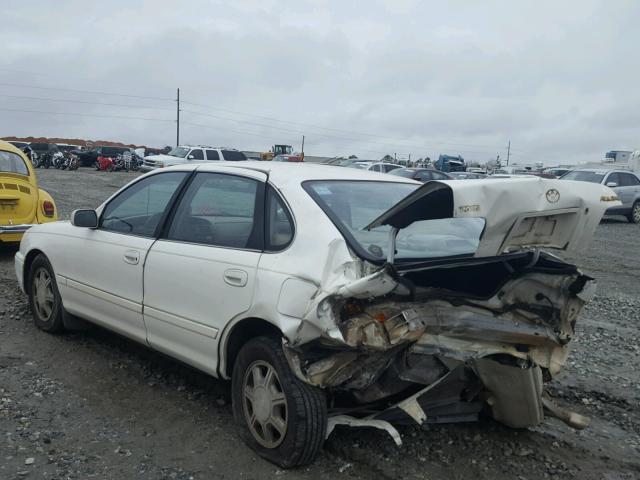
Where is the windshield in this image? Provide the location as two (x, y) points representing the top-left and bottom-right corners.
(561, 170), (605, 183)
(304, 180), (485, 261)
(0, 150), (29, 175)
(168, 147), (190, 158)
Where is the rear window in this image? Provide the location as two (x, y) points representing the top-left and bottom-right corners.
(561, 170), (605, 183)
(304, 180), (485, 262)
(221, 150), (247, 161)
(0, 150), (29, 175)
(29, 143), (50, 150)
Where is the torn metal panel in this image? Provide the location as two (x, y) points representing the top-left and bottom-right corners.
(326, 415), (402, 446)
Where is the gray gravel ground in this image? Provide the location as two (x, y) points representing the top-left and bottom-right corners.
(1, 168), (639, 479)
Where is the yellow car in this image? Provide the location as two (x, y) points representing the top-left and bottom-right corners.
(0, 140), (58, 243)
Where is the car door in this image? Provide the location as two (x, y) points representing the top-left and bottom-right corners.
(143, 168), (266, 374)
(604, 172), (628, 208)
(618, 173), (640, 209)
(58, 171), (189, 342)
(188, 148), (205, 161)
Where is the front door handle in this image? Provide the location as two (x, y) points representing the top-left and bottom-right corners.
(224, 268), (248, 287)
(123, 250), (140, 265)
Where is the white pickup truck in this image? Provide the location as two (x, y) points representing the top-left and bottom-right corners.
(141, 145), (247, 172)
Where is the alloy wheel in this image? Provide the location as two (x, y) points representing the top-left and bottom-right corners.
(32, 267), (54, 322)
(633, 204), (640, 223)
(242, 360), (288, 448)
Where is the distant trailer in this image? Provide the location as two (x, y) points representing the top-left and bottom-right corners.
(605, 150), (632, 163)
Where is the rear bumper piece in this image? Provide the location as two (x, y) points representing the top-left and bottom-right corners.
(0, 224), (33, 234)
(14, 251), (26, 293)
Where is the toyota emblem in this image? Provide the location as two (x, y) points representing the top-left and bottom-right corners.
(546, 189), (560, 203)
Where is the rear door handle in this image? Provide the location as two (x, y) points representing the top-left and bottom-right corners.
(123, 250), (140, 265)
(224, 269), (248, 287)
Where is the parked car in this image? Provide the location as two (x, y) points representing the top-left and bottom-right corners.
(0, 141), (58, 243)
(15, 163), (620, 467)
(273, 154), (303, 162)
(56, 143), (80, 153)
(542, 167), (572, 178)
(141, 146), (247, 172)
(7, 141), (29, 149)
(447, 171), (487, 180)
(357, 162), (402, 173)
(76, 146), (132, 167)
(560, 168), (640, 223)
(27, 142), (59, 158)
(389, 167), (452, 181)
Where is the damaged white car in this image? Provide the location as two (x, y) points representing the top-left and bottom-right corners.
(14, 162), (620, 467)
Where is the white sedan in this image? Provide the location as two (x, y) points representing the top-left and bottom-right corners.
(15, 162), (619, 467)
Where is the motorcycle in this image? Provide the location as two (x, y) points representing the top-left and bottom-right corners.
(22, 146), (39, 167)
(95, 155), (125, 172)
(51, 151), (66, 169)
(64, 152), (79, 170)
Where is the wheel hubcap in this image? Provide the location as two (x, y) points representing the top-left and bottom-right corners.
(242, 360), (288, 448)
(633, 205), (640, 223)
(32, 267), (54, 321)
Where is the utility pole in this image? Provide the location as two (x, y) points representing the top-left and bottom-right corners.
(301, 135), (305, 161)
(506, 139), (511, 166)
(176, 88), (180, 147)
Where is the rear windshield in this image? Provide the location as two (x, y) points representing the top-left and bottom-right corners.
(389, 169), (416, 178)
(0, 150), (29, 175)
(29, 143), (51, 150)
(304, 180), (485, 262)
(221, 150), (247, 161)
(561, 170), (605, 183)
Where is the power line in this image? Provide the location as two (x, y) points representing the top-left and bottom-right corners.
(0, 82), (173, 101)
(0, 93), (174, 110)
(0, 107), (174, 122)
(181, 98), (510, 153)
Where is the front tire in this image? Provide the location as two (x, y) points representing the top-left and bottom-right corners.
(628, 201), (640, 224)
(28, 255), (65, 333)
(232, 336), (327, 468)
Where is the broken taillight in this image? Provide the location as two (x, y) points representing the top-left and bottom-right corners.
(42, 200), (55, 217)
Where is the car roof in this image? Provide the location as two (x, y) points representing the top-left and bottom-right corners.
(163, 161), (419, 186)
(569, 168), (635, 174)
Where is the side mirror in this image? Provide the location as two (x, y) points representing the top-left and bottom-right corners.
(187, 155), (195, 160)
(606, 181), (618, 188)
(71, 209), (98, 228)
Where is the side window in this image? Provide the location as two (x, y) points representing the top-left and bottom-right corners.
(266, 187), (294, 251)
(619, 173), (640, 186)
(167, 173), (261, 249)
(206, 150), (220, 161)
(190, 149), (204, 160)
(101, 172), (187, 237)
(416, 171), (433, 181)
(385, 165), (400, 173)
(606, 173), (621, 186)
(370, 164), (381, 172)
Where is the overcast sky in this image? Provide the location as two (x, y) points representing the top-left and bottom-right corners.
(1, 0), (638, 165)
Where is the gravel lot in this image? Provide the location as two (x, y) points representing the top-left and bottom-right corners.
(1, 168), (639, 479)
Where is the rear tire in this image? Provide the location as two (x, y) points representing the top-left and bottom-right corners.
(627, 201), (640, 224)
(232, 336), (327, 468)
(27, 255), (65, 333)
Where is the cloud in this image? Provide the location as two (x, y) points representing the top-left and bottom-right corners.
(1, 0), (638, 164)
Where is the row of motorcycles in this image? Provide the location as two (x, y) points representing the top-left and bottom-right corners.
(22, 147), (79, 170)
(95, 152), (143, 172)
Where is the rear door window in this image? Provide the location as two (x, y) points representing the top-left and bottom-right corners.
(166, 173), (262, 249)
(206, 150), (220, 161)
(0, 150), (29, 175)
(606, 173), (621, 186)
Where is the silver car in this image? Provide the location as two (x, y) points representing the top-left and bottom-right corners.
(561, 168), (640, 223)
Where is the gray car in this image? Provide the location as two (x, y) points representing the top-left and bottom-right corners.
(561, 168), (640, 223)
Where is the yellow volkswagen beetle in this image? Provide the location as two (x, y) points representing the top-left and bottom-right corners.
(0, 140), (58, 243)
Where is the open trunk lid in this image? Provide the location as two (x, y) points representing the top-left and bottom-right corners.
(365, 177), (621, 257)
